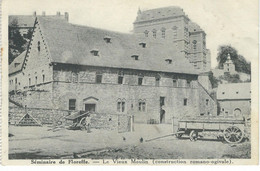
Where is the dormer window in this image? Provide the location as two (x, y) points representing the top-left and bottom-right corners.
(131, 55), (139, 60)
(104, 36), (111, 43)
(165, 59), (172, 64)
(14, 63), (20, 67)
(38, 41), (40, 51)
(90, 49), (99, 56)
(139, 42), (146, 48)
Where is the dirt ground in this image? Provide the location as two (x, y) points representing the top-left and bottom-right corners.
(8, 124), (251, 159)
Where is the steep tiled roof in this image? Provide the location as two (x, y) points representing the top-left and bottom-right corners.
(9, 51), (26, 74)
(188, 21), (203, 32)
(134, 6), (185, 23)
(37, 16), (198, 75)
(217, 83), (251, 100)
(9, 15), (35, 27)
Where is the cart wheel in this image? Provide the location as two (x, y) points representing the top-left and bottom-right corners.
(223, 126), (244, 143)
(189, 130), (198, 141)
(79, 117), (87, 130)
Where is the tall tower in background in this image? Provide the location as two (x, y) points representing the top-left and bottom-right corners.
(133, 6), (211, 72)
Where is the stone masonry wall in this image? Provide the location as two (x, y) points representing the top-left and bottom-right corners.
(9, 106), (69, 125)
(9, 106), (131, 132)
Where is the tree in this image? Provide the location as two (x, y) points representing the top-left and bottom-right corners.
(217, 45), (251, 74)
(208, 71), (219, 88)
(8, 18), (27, 64)
(219, 72), (242, 83)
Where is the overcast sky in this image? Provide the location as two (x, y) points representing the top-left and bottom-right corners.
(5, 0), (258, 67)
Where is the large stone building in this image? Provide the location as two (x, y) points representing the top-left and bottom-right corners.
(9, 8), (216, 125)
(133, 7), (211, 72)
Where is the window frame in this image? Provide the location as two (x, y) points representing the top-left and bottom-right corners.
(96, 73), (102, 84)
(117, 99), (126, 113)
(138, 100), (146, 112)
(69, 99), (76, 111)
(206, 99), (209, 106)
(138, 77), (143, 86)
(118, 75), (124, 84)
(172, 79), (178, 87)
(183, 98), (188, 106)
(186, 80), (191, 88)
(155, 77), (160, 87)
(152, 29), (157, 38)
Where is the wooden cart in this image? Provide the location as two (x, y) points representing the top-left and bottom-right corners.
(176, 118), (246, 143)
(64, 111), (90, 130)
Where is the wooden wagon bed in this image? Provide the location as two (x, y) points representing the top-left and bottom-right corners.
(177, 117), (246, 143)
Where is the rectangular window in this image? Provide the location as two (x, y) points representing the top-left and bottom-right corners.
(138, 77), (143, 85)
(186, 80), (191, 87)
(162, 30), (165, 39)
(117, 102), (121, 112)
(206, 99), (209, 106)
(96, 74), (102, 83)
(69, 99), (76, 110)
(142, 102), (146, 112)
(153, 31), (156, 38)
(122, 102), (125, 112)
(35, 76), (37, 85)
(160, 97), (165, 106)
(155, 78), (160, 87)
(138, 102), (142, 111)
(117, 101), (126, 113)
(173, 79), (177, 87)
(42, 75), (45, 83)
(184, 98), (188, 106)
(118, 75), (123, 84)
(138, 101), (146, 112)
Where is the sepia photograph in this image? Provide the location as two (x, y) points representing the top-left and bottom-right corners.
(1, 0), (258, 165)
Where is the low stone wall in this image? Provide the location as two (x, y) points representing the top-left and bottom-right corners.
(9, 107), (69, 125)
(9, 107), (132, 132)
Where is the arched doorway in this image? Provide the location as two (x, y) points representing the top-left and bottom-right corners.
(233, 108), (241, 117)
(83, 96), (99, 112)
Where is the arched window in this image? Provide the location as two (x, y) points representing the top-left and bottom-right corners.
(144, 30), (149, 37)
(152, 29), (157, 38)
(233, 108), (241, 116)
(138, 99), (146, 112)
(172, 26), (178, 39)
(161, 28), (166, 39)
(117, 99), (126, 113)
(192, 40), (197, 51)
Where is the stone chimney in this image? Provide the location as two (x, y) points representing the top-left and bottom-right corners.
(65, 12), (69, 22)
(56, 11), (61, 16)
(42, 11), (46, 16)
(33, 11), (37, 17)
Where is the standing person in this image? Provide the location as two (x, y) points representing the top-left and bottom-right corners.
(85, 114), (91, 133)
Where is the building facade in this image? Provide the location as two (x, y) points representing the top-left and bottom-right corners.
(217, 83), (251, 118)
(9, 8), (216, 124)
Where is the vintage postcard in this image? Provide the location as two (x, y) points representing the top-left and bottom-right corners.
(1, 0), (259, 165)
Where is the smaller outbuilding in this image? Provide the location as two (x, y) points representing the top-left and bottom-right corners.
(217, 83), (251, 118)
